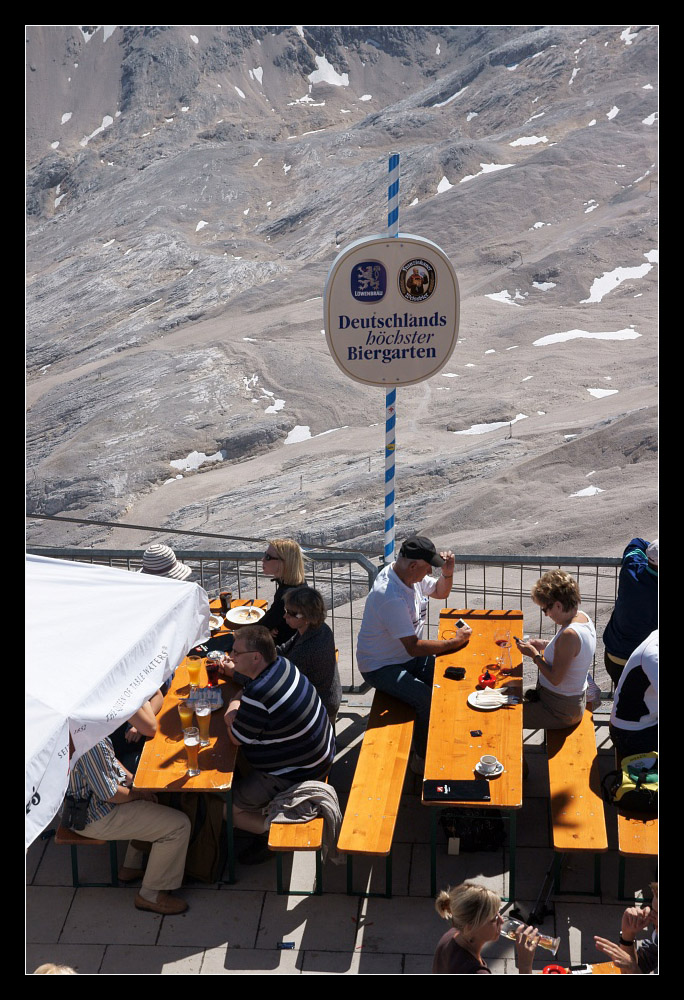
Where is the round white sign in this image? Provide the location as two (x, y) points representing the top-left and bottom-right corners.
(324, 233), (460, 387)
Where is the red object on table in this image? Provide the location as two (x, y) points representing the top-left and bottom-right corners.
(478, 670), (496, 689)
(542, 965), (568, 975)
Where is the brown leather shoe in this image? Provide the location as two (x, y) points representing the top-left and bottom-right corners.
(134, 892), (188, 915)
(118, 866), (146, 883)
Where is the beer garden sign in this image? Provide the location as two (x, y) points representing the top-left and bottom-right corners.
(324, 234), (460, 387)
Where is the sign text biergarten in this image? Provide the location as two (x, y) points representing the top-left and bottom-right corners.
(324, 234), (460, 387)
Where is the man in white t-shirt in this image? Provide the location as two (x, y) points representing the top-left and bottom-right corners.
(356, 536), (472, 768)
(609, 629), (658, 759)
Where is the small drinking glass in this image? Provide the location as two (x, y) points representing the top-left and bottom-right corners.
(183, 726), (201, 777)
(494, 627), (513, 673)
(500, 916), (560, 955)
(195, 700), (212, 747)
(493, 627), (511, 650)
(205, 651), (222, 688)
(177, 699), (195, 732)
(186, 654), (202, 690)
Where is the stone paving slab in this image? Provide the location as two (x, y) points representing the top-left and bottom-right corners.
(200, 944), (302, 975)
(26, 942), (105, 975)
(100, 944), (204, 975)
(156, 887), (264, 949)
(256, 891), (360, 952)
(26, 886), (76, 943)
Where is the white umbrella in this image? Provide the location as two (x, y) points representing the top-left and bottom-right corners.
(25, 554), (210, 849)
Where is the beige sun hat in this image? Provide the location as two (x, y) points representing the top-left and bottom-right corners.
(140, 543), (192, 581)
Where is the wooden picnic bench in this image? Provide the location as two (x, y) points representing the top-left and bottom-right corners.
(268, 788), (327, 896)
(530, 710), (608, 916)
(614, 750), (658, 901)
(337, 689), (415, 897)
(54, 823), (119, 888)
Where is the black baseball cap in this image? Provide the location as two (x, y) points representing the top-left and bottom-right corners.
(399, 535), (444, 567)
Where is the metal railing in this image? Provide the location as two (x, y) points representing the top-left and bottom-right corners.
(27, 542), (621, 695)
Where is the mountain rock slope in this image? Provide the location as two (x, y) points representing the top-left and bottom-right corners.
(26, 25), (658, 557)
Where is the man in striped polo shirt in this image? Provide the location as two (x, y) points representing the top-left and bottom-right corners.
(66, 737), (191, 914)
(223, 625), (335, 864)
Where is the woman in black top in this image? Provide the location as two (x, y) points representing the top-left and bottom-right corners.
(277, 586), (342, 723)
(259, 538), (306, 646)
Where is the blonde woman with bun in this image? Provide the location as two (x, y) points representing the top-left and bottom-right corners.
(33, 964), (78, 974)
(259, 538), (307, 645)
(433, 883), (540, 974)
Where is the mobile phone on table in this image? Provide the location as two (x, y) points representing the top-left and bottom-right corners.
(445, 666), (466, 680)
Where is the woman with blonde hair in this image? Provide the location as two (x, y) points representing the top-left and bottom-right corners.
(259, 538), (307, 645)
(515, 569), (597, 730)
(433, 883), (539, 974)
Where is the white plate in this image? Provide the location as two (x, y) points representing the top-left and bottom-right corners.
(208, 615), (224, 630)
(225, 605), (265, 625)
(474, 761), (504, 778)
(467, 690), (502, 711)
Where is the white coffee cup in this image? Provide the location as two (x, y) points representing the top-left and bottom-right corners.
(479, 754), (500, 773)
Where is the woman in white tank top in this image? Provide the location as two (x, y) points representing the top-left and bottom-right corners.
(516, 570), (596, 729)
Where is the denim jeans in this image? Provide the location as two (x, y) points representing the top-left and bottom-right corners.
(364, 655), (435, 756)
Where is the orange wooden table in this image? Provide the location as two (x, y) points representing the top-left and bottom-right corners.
(423, 608), (524, 899)
(134, 655), (240, 882)
(588, 961), (623, 974)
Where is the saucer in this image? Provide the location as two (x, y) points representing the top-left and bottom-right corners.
(474, 761), (504, 778)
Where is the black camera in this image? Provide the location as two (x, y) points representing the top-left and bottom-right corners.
(62, 793), (91, 831)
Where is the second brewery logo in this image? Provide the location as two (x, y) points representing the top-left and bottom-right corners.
(398, 258), (436, 302)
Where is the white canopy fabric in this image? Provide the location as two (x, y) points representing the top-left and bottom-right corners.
(25, 554), (210, 849)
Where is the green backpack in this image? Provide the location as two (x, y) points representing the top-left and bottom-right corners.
(602, 751), (658, 815)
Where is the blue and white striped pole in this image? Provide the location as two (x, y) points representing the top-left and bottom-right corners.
(384, 152), (400, 564)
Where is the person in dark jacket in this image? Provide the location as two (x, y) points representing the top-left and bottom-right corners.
(277, 586), (341, 722)
(603, 537), (658, 686)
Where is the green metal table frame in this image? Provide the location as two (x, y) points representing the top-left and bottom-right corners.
(429, 807), (517, 903)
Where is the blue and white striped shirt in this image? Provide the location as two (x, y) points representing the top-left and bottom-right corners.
(232, 656), (335, 781)
(67, 738), (128, 826)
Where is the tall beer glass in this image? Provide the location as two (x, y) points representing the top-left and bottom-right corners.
(187, 655), (202, 690)
(183, 727), (201, 777)
(196, 701), (212, 746)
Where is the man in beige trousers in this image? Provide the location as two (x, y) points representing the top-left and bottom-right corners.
(66, 736), (191, 914)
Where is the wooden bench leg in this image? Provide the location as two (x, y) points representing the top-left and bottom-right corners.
(552, 851), (602, 897)
(617, 856), (657, 904)
(430, 807), (438, 899)
(618, 856), (627, 902)
(222, 788), (235, 885)
(275, 850), (323, 897)
(346, 853), (392, 898)
(69, 841), (119, 888)
(109, 841), (119, 886)
(504, 810), (517, 904)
